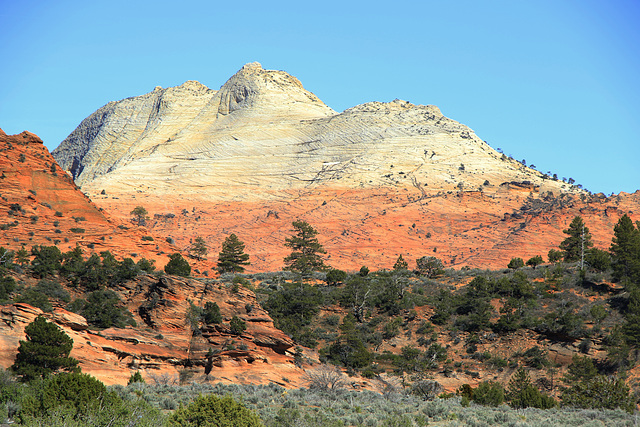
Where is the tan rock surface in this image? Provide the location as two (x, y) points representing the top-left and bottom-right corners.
(53, 62), (559, 200)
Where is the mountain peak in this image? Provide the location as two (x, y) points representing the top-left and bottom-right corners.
(213, 63), (335, 118)
(241, 61), (263, 71)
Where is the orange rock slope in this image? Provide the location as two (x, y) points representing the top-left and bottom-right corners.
(89, 185), (640, 274)
(0, 129), (177, 266)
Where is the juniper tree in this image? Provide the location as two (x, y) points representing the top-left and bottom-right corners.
(130, 206), (149, 226)
(190, 236), (208, 261)
(609, 214), (640, 285)
(559, 216), (593, 265)
(283, 220), (327, 276)
(217, 234), (250, 273)
(11, 316), (79, 381)
(526, 255), (543, 269)
(164, 253), (191, 277)
(393, 254), (409, 271)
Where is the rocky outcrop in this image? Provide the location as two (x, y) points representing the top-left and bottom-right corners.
(53, 63), (557, 199)
(0, 275), (302, 386)
(0, 129), (178, 267)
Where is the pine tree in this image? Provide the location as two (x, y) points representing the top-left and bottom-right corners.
(130, 206), (149, 226)
(15, 246), (29, 266)
(283, 220), (327, 276)
(559, 216), (593, 264)
(217, 234), (250, 273)
(507, 368), (556, 409)
(610, 214), (640, 285)
(190, 236), (208, 261)
(11, 315), (79, 381)
(526, 255), (543, 269)
(393, 255), (409, 271)
(164, 253), (191, 277)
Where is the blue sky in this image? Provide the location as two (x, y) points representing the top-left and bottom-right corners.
(1, 0), (638, 195)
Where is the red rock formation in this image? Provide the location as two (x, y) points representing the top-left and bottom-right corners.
(0, 274), (302, 386)
(89, 187), (640, 273)
(0, 129), (178, 267)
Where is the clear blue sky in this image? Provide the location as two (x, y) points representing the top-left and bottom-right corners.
(1, 0), (638, 195)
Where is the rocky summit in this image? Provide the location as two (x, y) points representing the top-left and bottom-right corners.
(54, 62), (552, 199)
(52, 63), (639, 272)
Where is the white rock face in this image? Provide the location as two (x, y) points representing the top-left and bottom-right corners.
(53, 63), (562, 200)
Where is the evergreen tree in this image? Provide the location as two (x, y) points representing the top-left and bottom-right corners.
(415, 256), (443, 277)
(507, 368), (556, 409)
(547, 248), (563, 263)
(164, 253), (191, 277)
(30, 245), (63, 278)
(526, 255), (543, 269)
(393, 255), (409, 271)
(130, 206), (149, 226)
(561, 355), (635, 412)
(190, 236), (209, 260)
(559, 216), (593, 263)
(283, 220), (327, 276)
(610, 214), (640, 285)
(11, 316), (79, 381)
(77, 289), (136, 329)
(15, 246), (29, 267)
(217, 234), (250, 273)
(507, 257), (524, 269)
(0, 273), (16, 301)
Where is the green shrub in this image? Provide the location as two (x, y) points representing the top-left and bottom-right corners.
(472, 381), (505, 406)
(137, 257), (155, 273)
(325, 269), (347, 286)
(35, 279), (70, 303)
(70, 289), (136, 329)
(128, 371), (145, 384)
(507, 257), (524, 269)
(164, 253), (190, 277)
(19, 372), (118, 421)
(230, 316), (247, 335)
(69, 228), (85, 233)
(0, 274), (16, 300)
(30, 245), (63, 278)
(203, 302), (222, 324)
(15, 289), (53, 312)
(167, 394), (263, 427)
(507, 368), (556, 409)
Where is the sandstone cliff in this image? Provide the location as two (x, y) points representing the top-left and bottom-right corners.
(53, 62), (558, 199)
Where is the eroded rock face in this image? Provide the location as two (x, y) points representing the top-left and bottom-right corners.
(0, 128), (179, 267)
(53, 63), (554, 199)
(0, 275), (301, 386)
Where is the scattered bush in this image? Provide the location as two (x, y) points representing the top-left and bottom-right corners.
(507, 257), (524, 269)
(164, 253), (190, 277)
(230, 316), (247, 335)
(167, 394), (263, 427)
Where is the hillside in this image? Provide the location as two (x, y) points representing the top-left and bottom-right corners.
(0, 128), (177, 266)
(51, 63), (639, 271)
